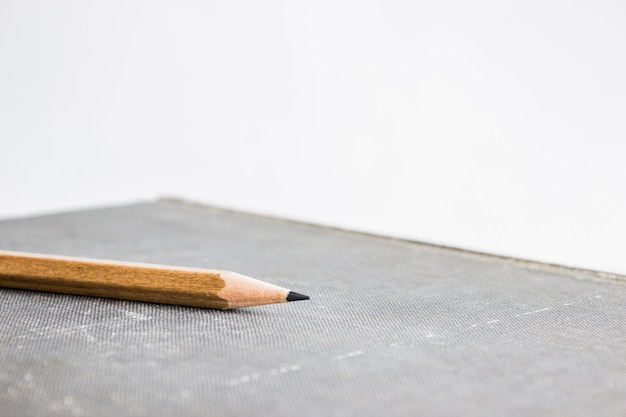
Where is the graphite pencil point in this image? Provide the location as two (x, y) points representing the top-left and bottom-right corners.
(286, 291), (310, 302)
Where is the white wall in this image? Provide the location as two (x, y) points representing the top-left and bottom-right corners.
(1, 1), (625, 274)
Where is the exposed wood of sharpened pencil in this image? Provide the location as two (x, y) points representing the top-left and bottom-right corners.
(0, 250), (309, 309)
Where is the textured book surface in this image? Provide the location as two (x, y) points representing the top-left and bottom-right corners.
(0, 200), (624, 416)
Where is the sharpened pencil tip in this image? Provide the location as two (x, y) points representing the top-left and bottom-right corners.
(286, 291), (310, 302)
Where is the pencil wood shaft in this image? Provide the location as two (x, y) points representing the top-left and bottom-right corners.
(0, 250), (304, 309)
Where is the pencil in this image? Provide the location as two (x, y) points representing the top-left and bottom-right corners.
(0, 250), (309, 309)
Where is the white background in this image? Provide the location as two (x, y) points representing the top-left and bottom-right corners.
(1, 1), (625, 274)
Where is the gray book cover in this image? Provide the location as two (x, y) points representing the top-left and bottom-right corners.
(0, 200), (624, 416)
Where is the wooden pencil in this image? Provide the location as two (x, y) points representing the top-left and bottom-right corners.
(0, 250), (309, 309)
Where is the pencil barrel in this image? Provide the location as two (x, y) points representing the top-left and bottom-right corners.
(0, 249), (305, 309)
